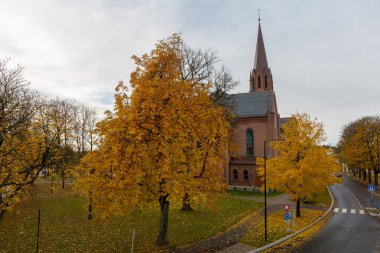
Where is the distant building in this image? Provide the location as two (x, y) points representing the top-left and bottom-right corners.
(227, 21), (288, 190)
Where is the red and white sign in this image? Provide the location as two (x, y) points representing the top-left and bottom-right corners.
(284, 204), (291, 212)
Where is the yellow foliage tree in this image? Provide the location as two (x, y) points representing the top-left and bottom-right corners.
(338, 116), (380, 185)
(259, 113), (340, 217)
(0, 60), (63, 221)
(75, 34), (230, 245)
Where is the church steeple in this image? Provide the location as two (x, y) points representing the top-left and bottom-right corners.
(254, 22), (268, 70)
(250, 21), (273, 92)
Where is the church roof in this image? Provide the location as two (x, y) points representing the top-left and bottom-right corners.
(230, 90), (276, 118)
(280, 117), (291, 126)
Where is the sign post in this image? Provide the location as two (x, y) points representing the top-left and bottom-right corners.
(290, 209), (294, 232)
(284, 204), (292, 232)
(368, 185), (375, 207)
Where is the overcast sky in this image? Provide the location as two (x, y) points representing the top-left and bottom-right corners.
(1, 0), (380, 145)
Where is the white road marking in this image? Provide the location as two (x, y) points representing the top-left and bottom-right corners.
(334, 208), (366, 215)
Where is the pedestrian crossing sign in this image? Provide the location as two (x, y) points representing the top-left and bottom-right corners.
(368, 185), (375, 192)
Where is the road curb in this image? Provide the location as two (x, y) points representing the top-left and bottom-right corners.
(366, 207), (380, 217)
(247, 186), (335, 253)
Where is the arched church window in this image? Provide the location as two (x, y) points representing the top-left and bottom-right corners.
(265, 75), (268, 89)
(233, 169), (238, 180)
(246, 128), (254, 156)
(243, 169), (249, 180)
(258, 76), (261, 88)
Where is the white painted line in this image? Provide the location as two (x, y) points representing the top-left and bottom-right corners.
(342, 208), (347, 213)
(359, 210), (365, 214)
(334, 208), (339, 212)
(350, 209), (356, 214)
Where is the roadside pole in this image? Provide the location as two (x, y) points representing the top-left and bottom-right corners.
(131, 228), (136, 253)
(36, 209), (41, 253)
(284, 204), (291, 232)
(368, 185), (375, 207)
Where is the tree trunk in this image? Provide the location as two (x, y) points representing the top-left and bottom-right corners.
(359, 169), (362, 179)
(0, 209), (5, 223)
(0, 194), (6, 223)
(157, 196), (170, 246)
(181, 192), (193, 211)
(368, 169), (372, 183)
(375, 168), (379, 186)
(363, 169), (367, 181)
(62, 169), (65, 189)
(352, 168), (356, 177)
(88, 191), (93, 220)
(296, 197), (301, 218)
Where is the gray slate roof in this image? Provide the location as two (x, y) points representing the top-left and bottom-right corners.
(229, 90), (275, 118)
(280, 117), (291, 126)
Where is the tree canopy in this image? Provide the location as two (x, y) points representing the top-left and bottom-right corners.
(0, 58), (98, 222)
(260, 113), (340, 217)
(75, 34), (231, 245)
(337, 115), (380, 185)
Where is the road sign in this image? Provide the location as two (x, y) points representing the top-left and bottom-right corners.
(284, 213), (290, 220)
(368, 185), (375, 192)
(284, 204), (291, 212)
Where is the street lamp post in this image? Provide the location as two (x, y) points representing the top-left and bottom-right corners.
(264, 140), (268, 242)
(263, 138), (284, 242)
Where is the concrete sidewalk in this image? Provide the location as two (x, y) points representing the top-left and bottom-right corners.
(217, 243), (255, 253)
(226, 193), (292, 206)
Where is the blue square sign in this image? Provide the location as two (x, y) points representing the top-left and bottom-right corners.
(368, 185), (375, 192)
(284, 213), (290, 220)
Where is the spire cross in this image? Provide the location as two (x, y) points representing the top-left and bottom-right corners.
(258, 8), (261, 22)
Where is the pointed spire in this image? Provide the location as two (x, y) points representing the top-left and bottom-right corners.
(254, 22), (268, 70)
(250, 20), (273, 93)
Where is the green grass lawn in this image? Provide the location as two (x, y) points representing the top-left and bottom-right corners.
(0, 179), (262, 253)
(227, 189), (282, 197)
(302, 188), (332, 207)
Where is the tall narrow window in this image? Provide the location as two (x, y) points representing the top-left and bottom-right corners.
(243, 169), (249, 180)
(233, 169), (238, 180)
(265, 75), (268, 89)
(258, 76), (261, 88)
(246, 128), (253, 156)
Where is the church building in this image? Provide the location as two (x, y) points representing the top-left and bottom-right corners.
(227, 21), (284, 190)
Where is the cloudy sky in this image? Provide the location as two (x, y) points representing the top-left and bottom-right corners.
(1, 0), (380, 145)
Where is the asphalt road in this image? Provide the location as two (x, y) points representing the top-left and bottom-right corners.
(292, 173), (380, 253)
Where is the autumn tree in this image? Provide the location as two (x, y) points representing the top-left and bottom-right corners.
(73, 105), (98, 157)
(179, 44), (238, 104)
(0, 59), (62, 221)
(260, 113), (340, 217)
(178, 42), (238, 210)
(75, 34), (230, 245)
(338, 116), (380, 185)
